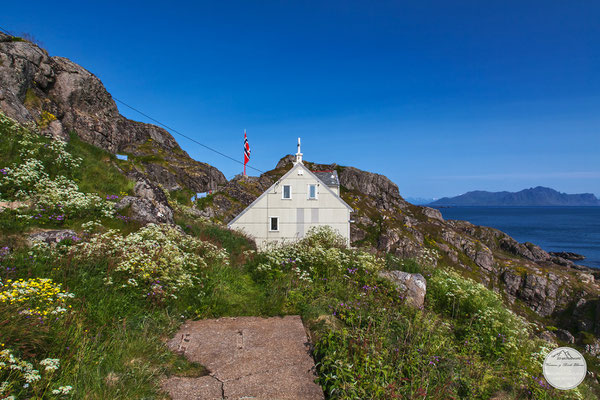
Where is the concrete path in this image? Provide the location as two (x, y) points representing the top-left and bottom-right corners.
(162, 315), (325, 400)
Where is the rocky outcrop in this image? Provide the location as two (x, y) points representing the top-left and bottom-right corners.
(421, 207), (444, 222)
(441, 228), (496, 273)
(338, 167), (408, 209)
(115, 177), (174, 225)
(501, 270), (563, 316)
(555, 329), (576, 344)
(28, 229), (77, 245)
(0, 32), (225, 192)
(549, 251), (586, 261)
(585, 340), (600, 357)
(378, 270), (427, 308)
(198, 174), (276, 223)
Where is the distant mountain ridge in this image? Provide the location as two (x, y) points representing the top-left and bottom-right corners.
(429, 186), (600, 207)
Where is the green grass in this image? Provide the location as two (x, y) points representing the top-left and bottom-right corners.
(66, 133), (134, 197)
(2, 113), (599, 399)
(169, 188), (195, 207)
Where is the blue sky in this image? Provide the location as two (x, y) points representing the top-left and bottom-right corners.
(3, 1), (599, 198)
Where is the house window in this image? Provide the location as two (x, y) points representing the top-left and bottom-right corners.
(282, 185), (291, 199)
(269, 217), (279, 231)
(308, 184), (317, 199)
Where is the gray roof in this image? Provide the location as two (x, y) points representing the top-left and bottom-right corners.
(313, 170), (339, 187)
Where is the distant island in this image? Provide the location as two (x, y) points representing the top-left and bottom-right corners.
(405, 197), (437, 205)
(429, 186), (600, 207)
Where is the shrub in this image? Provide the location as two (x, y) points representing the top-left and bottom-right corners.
(67, 224), (229, 300)
(0, 112), (115, 223)
(300, 226), (348, 249)
(428, 268), (529, 359)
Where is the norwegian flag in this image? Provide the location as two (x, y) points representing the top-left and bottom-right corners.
(243, 129), (251, 175)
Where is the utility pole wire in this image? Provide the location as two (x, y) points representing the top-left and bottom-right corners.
(0, 25), (14, 35)
(113, 98), (265, 174)
(0, 24), (264, 175)
(111, 98), (264, 173)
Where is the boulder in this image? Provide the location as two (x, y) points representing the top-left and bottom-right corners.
(579, 273), (594, 284)
(113, 176), (174, 225)
(421, 206), (444, 222)
(585, 340), (600, 357)
(133, 178), (169, 205)
(116, 196), (173, 225)
(29, 229), (77, 245)
(555, 328), (575, 344)
(524, 242), (551, 262)
(378, 270), (426, 308)
(539, 330), (558, 344)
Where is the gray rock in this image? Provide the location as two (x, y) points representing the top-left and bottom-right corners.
(539, 330), (558, 344)
(338, 166), (409, 210)
(378, 270), (427, 308)
(524, 242), (551, 262)
(549, 251), (586, 261)
(133, 178), (168, 205)
(421, 206), (444, 222)
(585, 340), (600, 357)
(555, 328), (575, 344)
(501, 270), (563, 317)
(551, 256), (575, 268)
(441, 229), (495, 273)
(29, 229), (77, 245)
(115, 196), (173, 225)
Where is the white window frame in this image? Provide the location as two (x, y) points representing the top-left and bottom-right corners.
(307, 184), (318, 200)
(269, 216), (279, 231)
(282, 185), (292, 199)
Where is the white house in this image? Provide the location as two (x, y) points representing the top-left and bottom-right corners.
(228, 139), (353, 248)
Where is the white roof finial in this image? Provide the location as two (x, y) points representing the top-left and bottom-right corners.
(295, 137), (303, 164)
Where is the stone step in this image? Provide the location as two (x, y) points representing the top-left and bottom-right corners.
(162, 315), (324, 400)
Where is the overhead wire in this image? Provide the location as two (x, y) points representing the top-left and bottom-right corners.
(112, 98), (265, 174)
(0, 24), (264, 175)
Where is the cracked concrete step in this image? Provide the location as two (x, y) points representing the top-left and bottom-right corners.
(162, 315), (324, 400)
(162, 376), (223, 400)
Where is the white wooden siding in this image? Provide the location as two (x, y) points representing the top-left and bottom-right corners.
(229, 163), (351, 248)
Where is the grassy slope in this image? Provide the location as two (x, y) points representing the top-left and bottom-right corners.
(1, 115), (599, 399)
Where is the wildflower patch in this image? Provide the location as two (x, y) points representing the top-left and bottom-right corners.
(0, 278), (74, 319)
(70, 224), (229, 300)
(0, 348), (72, 399)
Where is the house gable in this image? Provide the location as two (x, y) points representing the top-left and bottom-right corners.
(227, 162), (352, 228)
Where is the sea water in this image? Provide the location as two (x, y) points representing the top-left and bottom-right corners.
(434, 207), (600, 269)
